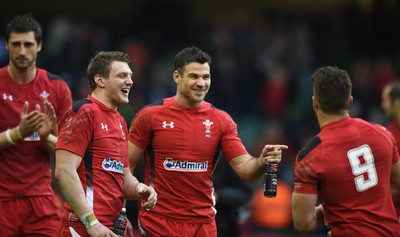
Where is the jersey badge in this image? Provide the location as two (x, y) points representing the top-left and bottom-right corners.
(3, 93), (13, 101)
(40, 90), (50, 100)
(162, 121), (174, 128)
(102, 158), (124, 173)
(163, 158), (208, 172)
(203, 119), (213, 137)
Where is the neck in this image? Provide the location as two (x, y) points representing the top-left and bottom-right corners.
(174, 94), (202, 109)
(317, 111), (349, 128)
(394, 112), (400, 125)
(7, 64), (37, 84)
(91, 91), (118, 111)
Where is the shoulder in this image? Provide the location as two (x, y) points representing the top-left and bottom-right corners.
(37, 68), (69, 85)
(208, 103), (236, 124)
(72, 98), (94, 113)
(137, 99), (164, 115)
(0, 67), (7, 76)
(37, 68), (60, 80)
(297, 136), (321, 162)
(372, 122), (397, 145)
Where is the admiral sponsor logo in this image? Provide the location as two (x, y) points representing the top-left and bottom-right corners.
(24, 131), (40, 141)
(163, 158), (208, 172)
(102, 158), (124, 173)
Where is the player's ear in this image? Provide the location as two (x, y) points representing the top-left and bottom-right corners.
(312, 96), (318, 110)
(37, 42), (42, 52)
(348, 96), (353, 108)
(94, 74), (105, 88)
(173, 71), (180, 84)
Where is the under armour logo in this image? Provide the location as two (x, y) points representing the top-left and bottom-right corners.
(162, 121), (174, 128)
(101, 123), (108, 131)
(40, 91), (50, 99)
(3, 93), (13, 101)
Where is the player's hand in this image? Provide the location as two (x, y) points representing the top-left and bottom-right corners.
(258, 144), (288, 167)
(18, 101), (44, 139)
(87, 222), (117, 237)
(136, 183), (157, 210)
(37, 100), (56, 140)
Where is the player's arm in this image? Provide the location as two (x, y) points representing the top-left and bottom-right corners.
(54, 149), (114, 235)
(292, 192), (321, 232)
(54, 149), (90, 217)
(0, 101), (44, 150)
(128, 141), (144, 172)
(0, 126), (27, 150)
(123, 167), (157, 210)
(229, 144), (288, 182)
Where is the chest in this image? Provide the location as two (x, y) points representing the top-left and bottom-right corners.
(150, 110), (222, 159)
(90, 112), (128, 157)
(0, 79), (54, 128)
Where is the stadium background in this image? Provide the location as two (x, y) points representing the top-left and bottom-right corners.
(1, 0), (399, 236)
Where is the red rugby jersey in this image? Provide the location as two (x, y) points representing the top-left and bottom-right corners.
(56, 96), (129, 228)
(0, 66), (72, 198)
(294, 117), (400, 236)
(128, 96), (248, 223)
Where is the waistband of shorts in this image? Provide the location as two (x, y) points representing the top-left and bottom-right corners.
(140, 209), (213, 224)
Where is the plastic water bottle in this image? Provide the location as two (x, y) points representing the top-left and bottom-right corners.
(112, 207), (127, 236)
(264, 163), (278, 198)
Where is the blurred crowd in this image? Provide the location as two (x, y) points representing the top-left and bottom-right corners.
(1, 1), (400, 236)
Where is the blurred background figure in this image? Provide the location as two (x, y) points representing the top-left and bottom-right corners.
(381, 80), (400, 219)
(213, 155), (254, 237)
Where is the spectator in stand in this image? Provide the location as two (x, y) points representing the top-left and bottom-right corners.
(381, 80), (400, 219)
(213, 155), (253, 237)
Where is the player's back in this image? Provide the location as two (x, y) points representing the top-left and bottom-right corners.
(316, 117), (399, 236)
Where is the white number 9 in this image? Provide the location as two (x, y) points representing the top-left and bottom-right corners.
(347, 144), (378, 192)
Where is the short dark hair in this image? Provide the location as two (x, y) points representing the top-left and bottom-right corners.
(312, 66), (352, 113)
(87, 51), (133, 90)
(173, 46), (212, 75)
(6, 13), (42, 44)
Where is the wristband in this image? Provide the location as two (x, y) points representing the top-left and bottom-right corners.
(79, 212), (97, 229)
(89, 219), (99, 227)
(16, 126), (23, 140)
(5, 129), (15, 145)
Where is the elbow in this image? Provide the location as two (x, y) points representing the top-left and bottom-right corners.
(54, 165), (68, 185)
(293, 218), (315, 233)
(54, 167), (62, 184)
(237, 173), (256, 183)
